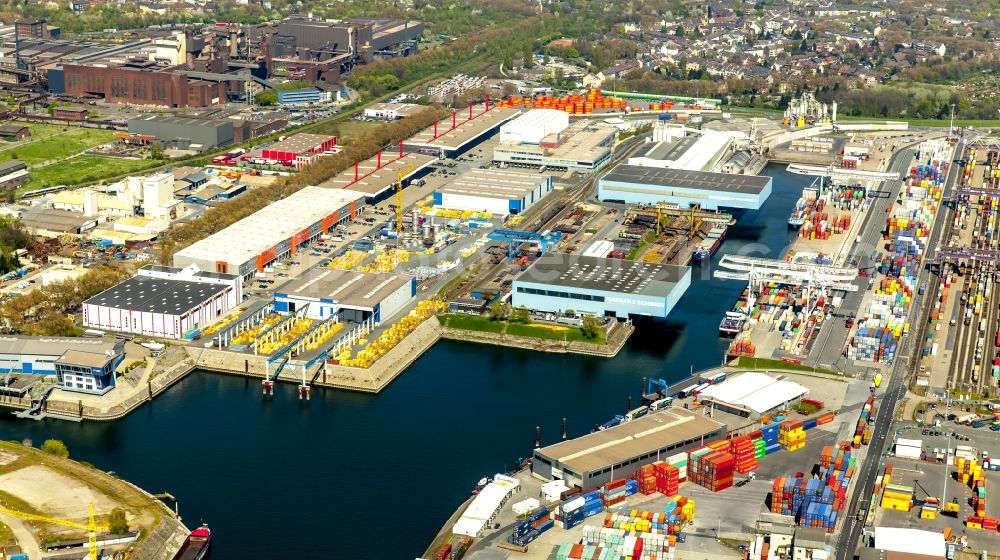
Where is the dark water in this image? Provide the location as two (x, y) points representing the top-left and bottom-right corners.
(0, 165), (811, 559)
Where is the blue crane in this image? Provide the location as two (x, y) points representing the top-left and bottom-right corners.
(486, 229), (563, 260)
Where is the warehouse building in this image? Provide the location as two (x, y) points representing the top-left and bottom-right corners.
(172, 186), (363, 281)
(493, 119), (616, 173)
(82, 265), (242, 340)
(0, 336), (125, 395)
(597, 165), (772, 210)
(697, 371), (809, 419)
(628, 127), (735, 172)
(260, 133), (338, 164)
(512, 253), (691, 319)
(433, 168), (552, 215)
(531, 408), (726, 489)
(0, 160), (29, 191)
(277, 88), (332, 106)
(274, 267), (415, 325)
(363, 102), (424, 120)
(128, 114), (233, 151)
(498, 109), (569, 144)
(55, 61), (228, 109)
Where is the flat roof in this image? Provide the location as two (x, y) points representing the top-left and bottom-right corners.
(265, 132), (335, 154)
(365, 102), (425, 117)
(173, 186), (364, 268)
(56, 349), (113, 368)
(85, 275), (229, 315)
(276, 267), (410, 309)
(602, 164), (771, 195)
(536, 408), (725, 474)
(438, 168), (546, 200)
(0, 336), (121, 358)
(517, 253), (687, 298)
(873, 528), (946, 557)
(404, 105), (520, 150)
(319, 152), (435, 197)
(546, 122), (615, 163)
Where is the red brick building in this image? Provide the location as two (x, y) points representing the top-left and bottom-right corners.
(61, 62), (229, 109)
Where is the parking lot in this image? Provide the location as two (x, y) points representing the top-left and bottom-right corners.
(874, 460), (1000, 552)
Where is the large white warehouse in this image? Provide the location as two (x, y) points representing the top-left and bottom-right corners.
(82, 265), (242, 340)
(498, 109), (569, 145)
(628, 127), (735, 172)
(433, 168), (552, 215)
(172, 186), (364, 282)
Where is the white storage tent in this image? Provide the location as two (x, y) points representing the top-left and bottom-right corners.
(540, 479), (569, 502)
(872, 527), (946, 557)
(698, 371), (808, 417)
(512, 498), (540, 516)
(453, 475), (520, 537)
(894, 438), (922, 459)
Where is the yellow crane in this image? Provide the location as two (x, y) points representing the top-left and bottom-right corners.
(0, 502), (109, 560)
(396, 164), (416, 236)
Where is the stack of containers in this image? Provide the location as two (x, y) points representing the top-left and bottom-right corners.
(779, 420), (806, 451)
(666, 452), (688, 481)
(880, 476), (914, 512)
(920, 497), (940, 520)
(511, 507), (555, 545)
(575, 527), (675, 560)
(688, 442), (735, 491)
(761, 422), (781, 455)
(652, 461), (680, 496)
(854, 395), (876, 448)
(636, 464), (657, 495)
(770, 442), (854, 533)
(601, 479), (628, 508)
(731, 437), (759, 474)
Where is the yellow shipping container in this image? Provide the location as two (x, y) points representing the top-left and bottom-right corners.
(967, 522), (983, 529)
(920, 509), (937, 520)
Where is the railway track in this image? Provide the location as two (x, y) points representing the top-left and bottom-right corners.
(945, 146), (1000, 394)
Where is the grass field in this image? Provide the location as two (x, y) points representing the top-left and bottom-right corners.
(0, 128), (115, 166)
(733, 356), (840, 376)
(438, 314), (606, 344)
(438, 313), (504, 333)
(310, 119), (380, 144)
(20, 155), (159, 194)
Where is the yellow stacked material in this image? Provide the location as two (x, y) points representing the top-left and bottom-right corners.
(357, 249), (410, 273)
(202, 307), (244, 335)
(231, 314), (282, 345)
(302, 321), (346, 352)
(339, 300), (446, 368)
(256, 317), (314, 355)
(328, 250), (369, 271)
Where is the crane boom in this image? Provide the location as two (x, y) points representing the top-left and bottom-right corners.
(0, 503), (109, 560)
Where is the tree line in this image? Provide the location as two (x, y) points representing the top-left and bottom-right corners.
(0, 265), (132, 336)
(159, 106), (448, 263)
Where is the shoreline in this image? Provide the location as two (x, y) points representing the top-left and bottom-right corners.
(2, 315), (631, 422)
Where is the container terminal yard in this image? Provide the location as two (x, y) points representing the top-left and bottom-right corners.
(0, 81), (992, 560)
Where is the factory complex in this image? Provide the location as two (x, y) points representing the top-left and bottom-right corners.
(512, 253), (691, 319)
(172, 186), (363, 280)
(531, 408), (726, 489)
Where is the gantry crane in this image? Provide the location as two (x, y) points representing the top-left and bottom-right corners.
(396, 164), (416, 237)
(0, 502), (109, 560)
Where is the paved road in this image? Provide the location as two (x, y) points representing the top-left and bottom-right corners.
(834, 140), (963, 560)
(808, 148), (916, 372)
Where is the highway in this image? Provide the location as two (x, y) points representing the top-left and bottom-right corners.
(834, 140), (963, 560)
